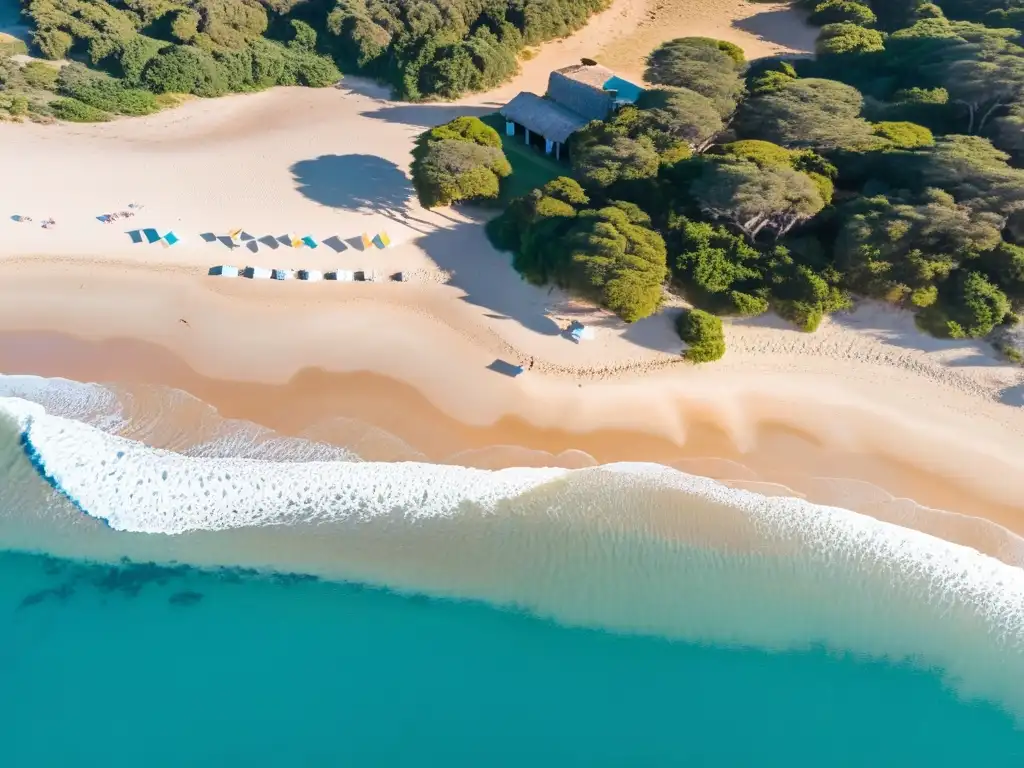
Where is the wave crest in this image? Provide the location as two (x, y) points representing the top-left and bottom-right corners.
(2, 395), (1024, 718)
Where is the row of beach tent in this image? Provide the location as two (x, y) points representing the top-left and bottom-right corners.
(217, 230), (392, 252)
(128, 228), (180, 247)
(210, 266), (407, 282)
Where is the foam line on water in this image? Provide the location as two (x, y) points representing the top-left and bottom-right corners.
(2, 395), (1024, 719)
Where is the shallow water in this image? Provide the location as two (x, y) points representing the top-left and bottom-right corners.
(3, 550), (1023, 766)
(2, 375), (1024, 762)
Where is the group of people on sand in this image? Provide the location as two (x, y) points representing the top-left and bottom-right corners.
(99, 202), (144, 223)
(12, 215), (56, 228)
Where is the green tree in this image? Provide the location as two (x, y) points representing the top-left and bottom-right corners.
(677, 310), (726, 362)
(564, 206), (668, 321)
(571, 133), (660, 189)
(644, 37), (746, 115)
(735, 78), (876, 151)
(810, 0), (878, 26)
(690, 159), (826, 241)
(412, 139), (511, 208)
(816, 23), (886, 55)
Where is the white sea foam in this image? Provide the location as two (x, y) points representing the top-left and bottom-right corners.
(1, 395), (1024, 719)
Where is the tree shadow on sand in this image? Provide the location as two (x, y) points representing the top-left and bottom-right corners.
(732, 9), (817, 55)
(290, 153), (421, 224)
(360, 103), (499, 129)
(416, 212), (686, 354)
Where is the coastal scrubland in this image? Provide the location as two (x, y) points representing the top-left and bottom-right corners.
(0, 0), (611, 122)
(471, 7), (1024, 364)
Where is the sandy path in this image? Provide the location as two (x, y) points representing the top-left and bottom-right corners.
(597, 0), (817, 81)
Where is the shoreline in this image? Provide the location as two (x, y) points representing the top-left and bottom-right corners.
(0, 259), (1023, 566)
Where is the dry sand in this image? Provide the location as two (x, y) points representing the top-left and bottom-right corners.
(0, 3), (1022, 563)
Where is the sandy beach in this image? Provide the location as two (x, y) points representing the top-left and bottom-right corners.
(1, 0), (1023, 563)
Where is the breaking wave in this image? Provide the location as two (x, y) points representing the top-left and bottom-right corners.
(1, 393), (1024, 719)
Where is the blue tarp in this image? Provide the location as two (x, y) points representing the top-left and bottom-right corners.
(604, 75), (643, 104)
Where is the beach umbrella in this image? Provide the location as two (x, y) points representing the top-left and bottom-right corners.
(128, 230), (145, 244)
(301, 235), (318, 249)
(229, 228), (244, 243)
(161, 232), (180, 247)
(143, 228), (162, 244)
(376, 231), (392, 248)
(361, 232), (373, 250)
(288, 234), (304, 248)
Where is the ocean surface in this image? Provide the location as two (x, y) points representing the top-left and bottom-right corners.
(1, 375), (1024, 764)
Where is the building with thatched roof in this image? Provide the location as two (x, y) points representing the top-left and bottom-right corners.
(499, 61), (643, 160)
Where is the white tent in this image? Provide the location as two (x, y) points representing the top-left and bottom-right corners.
(271, 269), (291, 280)
(299, 269), (323, 281)
(210, 265), (239, 277)
(331, 270), (355, 282)
(246, 266), (272, 279)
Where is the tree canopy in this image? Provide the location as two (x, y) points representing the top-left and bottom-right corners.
(411, 117), (511, 208)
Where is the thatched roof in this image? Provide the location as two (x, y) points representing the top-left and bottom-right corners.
(500, 92), (590, 144)
(555, 63), (616, 89)
(548, 66), (616, 122)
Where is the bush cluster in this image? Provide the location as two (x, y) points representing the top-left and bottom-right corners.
(25, 0), (609, 102)
(411, 117), (512, 207)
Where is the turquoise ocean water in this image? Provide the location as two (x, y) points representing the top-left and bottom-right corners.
(3, 551), (1023, 766)
(1, 378), (1024, 764)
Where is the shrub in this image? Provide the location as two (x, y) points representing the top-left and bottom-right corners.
(57, 64), (159, 116)
(730, 291), (770, 316)
(425, 116), (502, 148)
(21, 62), (59, 90)
(287, 50), (342, 88)
(0, 36), (28, 57)
(49, 97), (112, 122)
(412, 139), (511, 208)
(677, 309), (726, 362)
(33, 28), (73, 60)
(873, 121), (933, 148)
(119, 36), (167, 87)
(809, 0), (877, 27)
(143, 46), (227, 97)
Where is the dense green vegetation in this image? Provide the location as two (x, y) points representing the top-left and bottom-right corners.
(412, 116), (512, 207)
(0, 0), (612, 120)
(676, 309), (726, 362)
(489, 15), (1024, 355)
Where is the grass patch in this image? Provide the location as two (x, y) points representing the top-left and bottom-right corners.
(482, 112), (565, 203)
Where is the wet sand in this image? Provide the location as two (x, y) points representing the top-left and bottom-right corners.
(2, 303), (1024, 569)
